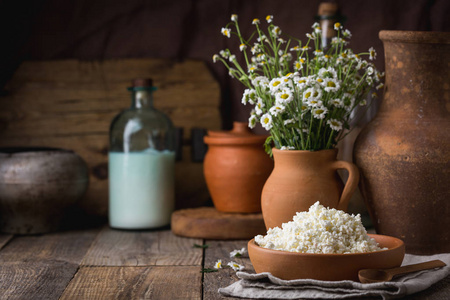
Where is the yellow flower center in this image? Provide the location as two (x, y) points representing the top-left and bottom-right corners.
(317, 78), (323, 83)
(304, 92), (311, 98)
(315, 109), (324, 114)
(272, 81), (281, 87)
(327, 81), (336, 87)
(281, 94), (289, 99)
(298, 80), (306, 84)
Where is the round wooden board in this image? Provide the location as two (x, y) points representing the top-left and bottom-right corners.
(171, 207), (267, 240)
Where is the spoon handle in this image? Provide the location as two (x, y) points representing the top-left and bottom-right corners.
(389, 260), (446, 277)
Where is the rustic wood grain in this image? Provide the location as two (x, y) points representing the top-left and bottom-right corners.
(0, 234), (13, 249)
(0, 228), (100, 264)
(0, 59), (221, 216)
(60, 266), (202, 300)
(203, 240), (254, 300)
(0, 261), (79, 300)
(171, 207), (266, 240)
(81, 227), (203, 266)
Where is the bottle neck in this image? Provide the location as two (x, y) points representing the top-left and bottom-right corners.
(131, 90), (154, 109)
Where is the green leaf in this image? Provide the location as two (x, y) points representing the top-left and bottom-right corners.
(264, 136), (274, 157)
(200, 268), (218, 273)
(193, 243), (209, 249)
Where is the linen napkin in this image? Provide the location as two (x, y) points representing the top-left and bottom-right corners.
(219, 253), (450, 300)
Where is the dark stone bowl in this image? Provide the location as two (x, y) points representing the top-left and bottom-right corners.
(0, 147), (89, 234)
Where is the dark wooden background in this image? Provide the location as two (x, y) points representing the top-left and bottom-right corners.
(0, 0), (449, 130)
(0, 0), (449, 220)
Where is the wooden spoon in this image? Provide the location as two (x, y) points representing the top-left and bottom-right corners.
(358, 260), (446, 283)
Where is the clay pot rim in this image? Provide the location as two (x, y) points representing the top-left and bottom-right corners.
(204, 135), (268, 146)
(248, 234), (405, 257)
(272, 148), (338, 155)
(379, 30), (450, 44)
(0, 147), (75, 155)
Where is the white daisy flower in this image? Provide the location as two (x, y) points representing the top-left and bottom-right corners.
(314, 49), (324, 56)
(343, 29), (352, 38)
(295, 76), (308, 89)
(369, 47), (377, 60)
(327, 119), (343, 131)
(283, 118), (296, 125)
(221, 27), (231, 38)
(248, 114), (257, 129)
(255, 98), (265, 115)
(313, 106), (328, 119)
(323, 78), (340, 92)
(269, 78), (284, 92)
(272, 26), (282, 37)
(331, 98), (344, 108)
(276, 89), (294, 104)
(260, 113), (273, 131)
(301, 45), (311, 52)
(252, 76), (269, 88)
(359, 99), (367, 106)
(302, 87), (315, 101)
(266, 15), (273, 23)
(241, 89), (257, 105)
(212, 54), (219, 63)
(228, 54), (236, 62)
(307, 98), (323, 108)
(252, 18), (260, 25)
(219, 49), (230, 59)
(294, 58), (305, 71)
(280, 146), (295, 150)
(251, 44), (261, 55)
(331, 37), (345, 45)
(376, 83), (384, 90)
(290, 45), (301, 51)
(231, 14), (238, 22)
(334, 22), (343, 30)
(230, 247), (247, 258)
(318, 67), (338, 79)
(214, 259), (223, 269)
(239, 43), (247, 52)
(306, 32), (316, 40)
(269, 104), (286, 116)
(227, 261), (245, 271)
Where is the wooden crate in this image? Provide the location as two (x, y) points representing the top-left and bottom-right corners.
(0, 59), (221, 216)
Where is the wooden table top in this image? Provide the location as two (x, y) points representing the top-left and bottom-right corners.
(0, 225), (448, 299)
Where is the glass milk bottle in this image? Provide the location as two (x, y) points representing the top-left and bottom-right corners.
(108, 78), (175, 229)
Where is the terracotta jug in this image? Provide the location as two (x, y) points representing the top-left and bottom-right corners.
(203, 122), (273, 213)
(354, 31), (450, 254)
(261, 148), (359, 229)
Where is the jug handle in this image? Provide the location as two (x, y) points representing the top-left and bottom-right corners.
(332, 160), (360, 211)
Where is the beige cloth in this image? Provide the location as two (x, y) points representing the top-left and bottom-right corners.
(219, 253), (450, 300)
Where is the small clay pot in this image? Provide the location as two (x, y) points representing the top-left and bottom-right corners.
(0, 147), (89, 234)
(203, 122), (273, 213)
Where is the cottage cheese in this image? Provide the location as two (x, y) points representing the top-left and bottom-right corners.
(255, 202), (384, 254)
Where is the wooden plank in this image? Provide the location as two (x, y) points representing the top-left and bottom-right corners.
(60, 266), (202, 300)
(0, 58), (220, 217)
(0, 228), (100, 264)
(203, 240), (254, 300)
(81, 227), (203, 266)
(0, 234), (13, 250)
(0, 261), (79, 300)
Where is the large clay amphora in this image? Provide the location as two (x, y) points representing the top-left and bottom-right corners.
(354, 31), (450, 254)
(261, 148), (359, 229)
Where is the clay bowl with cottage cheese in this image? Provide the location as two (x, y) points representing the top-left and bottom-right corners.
(248, 234), (405, 281)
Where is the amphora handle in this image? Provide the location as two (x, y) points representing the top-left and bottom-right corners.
(331, 160), (360, 211)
